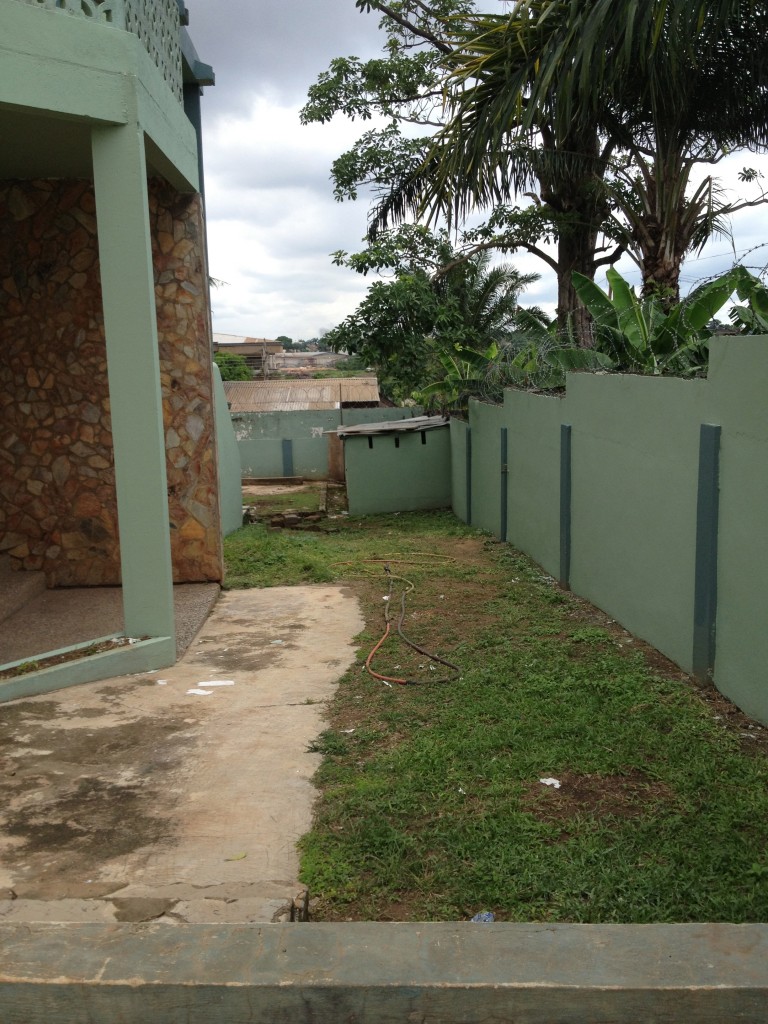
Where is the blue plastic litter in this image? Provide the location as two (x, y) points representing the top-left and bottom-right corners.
(470, 911), (495, 923)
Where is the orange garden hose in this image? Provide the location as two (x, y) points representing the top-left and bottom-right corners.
(357, 561), (461, 687)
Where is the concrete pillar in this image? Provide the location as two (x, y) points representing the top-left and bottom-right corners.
(91, 124), (175, 647)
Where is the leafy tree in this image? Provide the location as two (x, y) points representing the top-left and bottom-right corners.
(311, 1), (768, 352)
(276, 335), (294, 348)
(325, 272), (445, 402)
(325, 239), (540, 403)
(304, 2), (623, 341)
(213, 351), (251, 381)
(410, 2), (768, 310)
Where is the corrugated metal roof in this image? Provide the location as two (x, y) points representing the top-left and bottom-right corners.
(223, 378), (380, 412)
(336, 416), (449, 437)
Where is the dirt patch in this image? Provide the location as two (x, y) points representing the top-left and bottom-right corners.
(242, 482), (312, 497)
(521, 770), (677, 830)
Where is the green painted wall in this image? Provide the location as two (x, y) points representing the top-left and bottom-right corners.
(504, 389), (562, 578)
(231, 408), (424, 480)
(707, 338), (768, 722)
(455, 339), (768, 725)
(345, 427), (451, 515)
(566, 373), (707, 672)
(450, 418), (470, 523)
(211, 364), (243, 536)
(467, 401), (506, 538)
(343, 407), (424, 426)
(232, 410), (338, 442)
(233, 411), (334, 479)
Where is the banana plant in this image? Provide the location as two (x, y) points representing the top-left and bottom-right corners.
(572, 266), (742, 375)
(418, 341), (500, 410)
(728, 266), (768, 334)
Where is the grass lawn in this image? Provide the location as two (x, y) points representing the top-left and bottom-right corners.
(224, 503), (768, 923)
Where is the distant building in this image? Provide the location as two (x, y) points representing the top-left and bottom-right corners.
(213, 334), (284, 376)
(273, 351), (347, 371)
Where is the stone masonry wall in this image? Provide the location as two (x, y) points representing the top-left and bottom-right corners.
(0, 178), (223, 586)
(150, 179), (223, 582)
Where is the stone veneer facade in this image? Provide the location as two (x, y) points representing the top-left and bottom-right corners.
(0, 177), (223, 586)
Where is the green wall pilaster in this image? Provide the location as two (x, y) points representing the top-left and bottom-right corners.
(500, 427), (509, 542)
(559, 424), (572, 589)
(449, 419), (471, 524)
(91, 124), (175, 647)
(692, 424), (721, 682)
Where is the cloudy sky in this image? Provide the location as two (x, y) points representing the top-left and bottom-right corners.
(188, 0), (768, 341)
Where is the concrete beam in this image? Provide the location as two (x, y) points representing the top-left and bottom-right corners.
(1, 1), (199, 191)
(0, 2), (132, 123)
(1, 922), (767, 1023)
(0, 636), (174, 703)
(91, 123), (175, 648)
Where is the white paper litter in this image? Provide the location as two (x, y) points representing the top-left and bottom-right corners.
(198, 680), (235, 687)
(270, 639), (285, 646)
(187, 688), (213, 696)
(156, 679), (168, 686)
(539, 777), (561, 789)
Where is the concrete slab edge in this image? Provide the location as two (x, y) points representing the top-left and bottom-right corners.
(2, 922), (768, 1023)
(0, 633), (119, 671)
(0, 636), (175, 703)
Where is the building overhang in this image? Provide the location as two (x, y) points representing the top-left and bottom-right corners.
(0, 0), (200, 191)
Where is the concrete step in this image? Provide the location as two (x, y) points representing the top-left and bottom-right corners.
(0, 557), (46, 631)
(0, 888), (309, 925)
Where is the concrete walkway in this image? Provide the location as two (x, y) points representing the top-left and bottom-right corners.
(0, 585), (364, 925)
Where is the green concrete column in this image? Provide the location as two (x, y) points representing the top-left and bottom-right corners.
(91, 124), (175, 647)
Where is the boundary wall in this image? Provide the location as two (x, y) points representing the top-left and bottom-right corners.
(232, 407), (423, 479)
(451, 337), (768, 725)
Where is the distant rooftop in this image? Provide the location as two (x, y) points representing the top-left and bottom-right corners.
(223, 378), (380, 413)
(214, 333), (279, 351)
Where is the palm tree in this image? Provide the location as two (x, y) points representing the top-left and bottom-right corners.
(460, 5), (768, 298)
(370, 1), (768, 331)
(369, 8), (622, 339)
(588, 1), (768, 303)
(436, 251), (541, 351)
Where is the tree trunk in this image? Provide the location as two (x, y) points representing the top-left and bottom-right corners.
(539, 122), (607, 346)
(556, 226), (598, 345)
(636, 163), (687, 311)
(640, 251), (683, 309)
